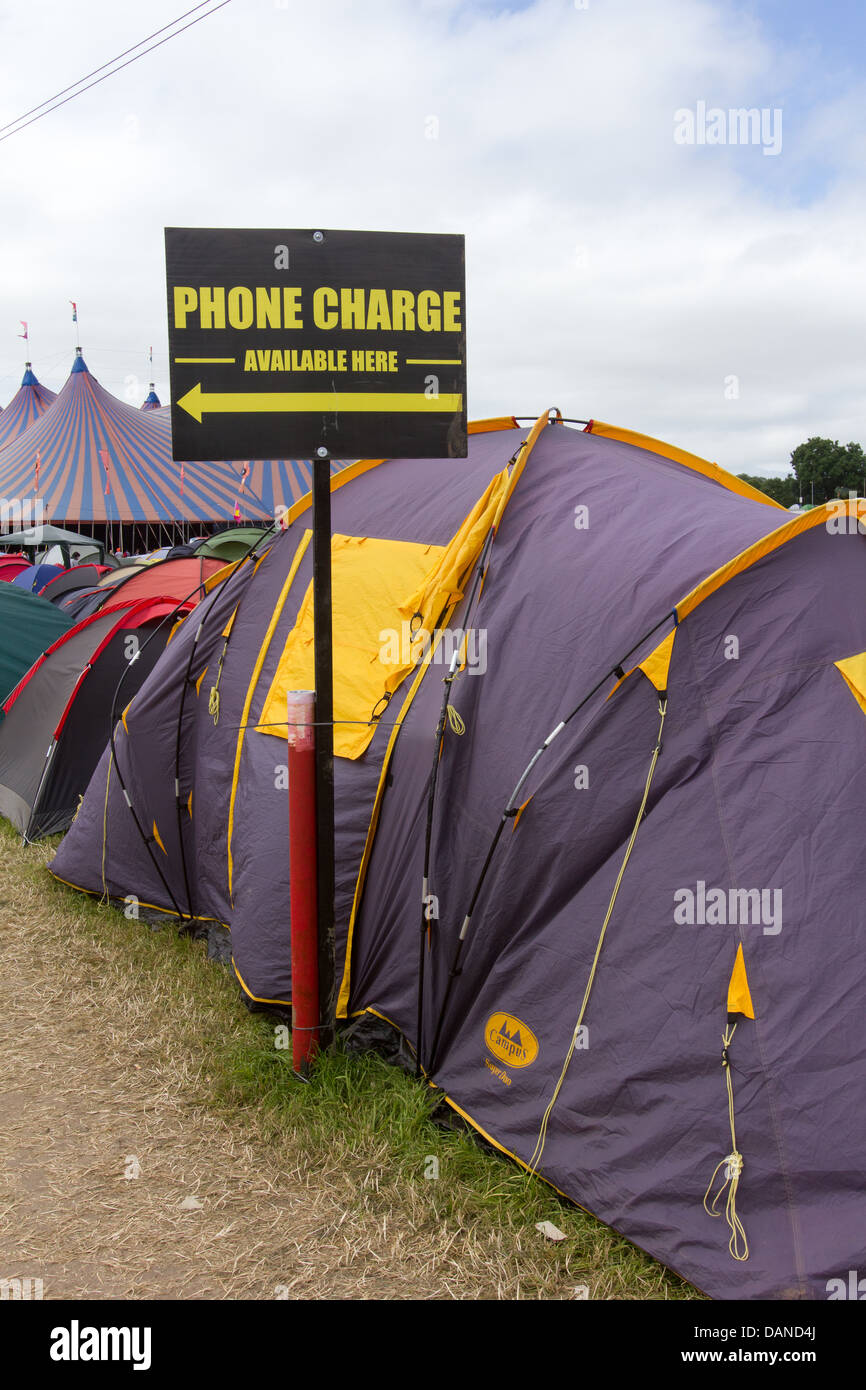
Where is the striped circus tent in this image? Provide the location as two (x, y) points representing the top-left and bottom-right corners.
(0, 365), (57, 450)
(236, 458), (351, 519)
(0, 350), (347, 528)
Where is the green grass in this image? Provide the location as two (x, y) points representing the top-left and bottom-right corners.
(6, 821), (698, 1300)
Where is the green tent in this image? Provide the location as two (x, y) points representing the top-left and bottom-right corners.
(0, 586), (72, 707)
(195, 528), (268, 563)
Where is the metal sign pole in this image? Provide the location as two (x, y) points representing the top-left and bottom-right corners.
(312, 446), (336, 1046)
(165, 225), (468, 1061)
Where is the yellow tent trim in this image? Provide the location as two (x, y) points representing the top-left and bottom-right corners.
(337, 409), (559, 1010)
(233, 959), (291, 1008)
(639, 629), (677, 693)
(399, 473), (509, 625)
(47, 869), (219, 923)
(469, 416), (518, 435)
(152, 820), (167, 856)
(835, 652), (866, 719)
(258, 534), (448, 761)
(399, 407), (559, 624)
(121, 702), (131, 733)
(335, 602), (461, 1017)
(441, 1091), (580, 1206)
(268, 409), (561, 764)
(727, 943), (755, 1018)
(491, 408), (561, 531)
(204, 554), (248, 595)
(285, 458), (388, 529)
(676, 501), (861, 622)
(587, 420), (786, 511)
(281, 415), (533, 532)
(347, 1003), (596, 1203)
(202, 557), (245, 595)
(226, 528), (312, 902)
(187, 789), (193, 818)
(195, 667), (208, 696)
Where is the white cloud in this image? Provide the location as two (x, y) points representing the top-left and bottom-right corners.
(0, 0), (862, 475)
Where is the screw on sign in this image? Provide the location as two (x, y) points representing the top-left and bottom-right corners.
(165, 227), (467, 1055)
(165, 227), (467, 461)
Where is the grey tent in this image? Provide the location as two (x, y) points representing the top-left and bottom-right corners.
(0, 596), (193, 839)
(0, 524), (107, 567)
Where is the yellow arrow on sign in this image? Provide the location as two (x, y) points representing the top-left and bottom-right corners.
(177, 382), (462, 423)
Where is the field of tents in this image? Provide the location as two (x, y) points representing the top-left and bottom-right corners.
(2, 381), (865, 1302)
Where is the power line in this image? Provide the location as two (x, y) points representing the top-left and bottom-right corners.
(0, 1), (220, 137)
(0, 0), (233, 147)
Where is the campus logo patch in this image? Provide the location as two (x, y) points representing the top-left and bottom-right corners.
(485, 1012), (538, 1068)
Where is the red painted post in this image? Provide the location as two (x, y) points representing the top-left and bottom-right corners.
(287, 689), (319, 1071)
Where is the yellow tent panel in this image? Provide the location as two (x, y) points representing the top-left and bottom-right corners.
(257, 534), (446, 759)
(639, 629), (677, 694)
(835, 652), (866, 719)
(727, 943), (755, 1019)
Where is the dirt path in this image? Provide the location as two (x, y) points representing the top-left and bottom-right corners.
(0, 840), (457, 1300)
(0, 832), (684, 1302)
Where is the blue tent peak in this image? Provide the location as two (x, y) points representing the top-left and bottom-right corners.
(21, 362), (38, 386)
(143, 384), (161, 407)
(70, 347), (89, 375)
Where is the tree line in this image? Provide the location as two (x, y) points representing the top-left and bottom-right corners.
(737, 438), (865, 508)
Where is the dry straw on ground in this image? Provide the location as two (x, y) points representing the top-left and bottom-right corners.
(0, 826), (696, 1300)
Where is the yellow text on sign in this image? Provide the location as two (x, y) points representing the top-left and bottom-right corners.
(173, 286), (462, 333)
(242, 349), (400, 373)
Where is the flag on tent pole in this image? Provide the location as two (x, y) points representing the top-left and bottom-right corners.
(233, 462), (250, 522)
(99, 448), (111, 496)
(70, 301), (78, 323)
(18, 321), (28, 340)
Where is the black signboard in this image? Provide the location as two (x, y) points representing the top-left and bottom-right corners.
(164, 227), (467, 461)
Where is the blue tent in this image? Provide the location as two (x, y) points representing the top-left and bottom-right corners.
(12, 563), (64, 594)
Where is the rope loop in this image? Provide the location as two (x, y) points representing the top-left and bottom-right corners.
(446, 704), (465, 735)
(703, 1022), (750, 1261)
(371, 691), (392, 720)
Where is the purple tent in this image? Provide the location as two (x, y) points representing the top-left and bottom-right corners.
(50, 415), (866, 1299)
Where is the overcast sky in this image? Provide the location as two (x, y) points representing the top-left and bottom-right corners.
(0, 0), (863, 476)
